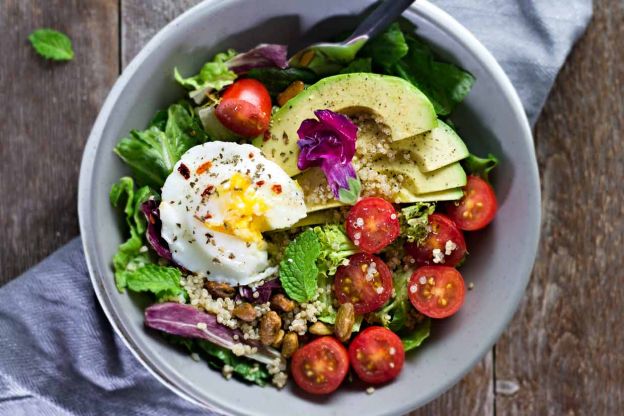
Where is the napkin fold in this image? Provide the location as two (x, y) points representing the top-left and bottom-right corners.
(0, 1), (592, 415)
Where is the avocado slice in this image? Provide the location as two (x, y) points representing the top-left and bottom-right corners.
(291, 209), (343, 228)
(371, 160), (467, 195)
(395, 188), (464, 203)
(390, 120), (469, 172)
(255, 73), (437, 176)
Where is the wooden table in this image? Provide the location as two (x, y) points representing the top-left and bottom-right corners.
(1, 1), (622, 414)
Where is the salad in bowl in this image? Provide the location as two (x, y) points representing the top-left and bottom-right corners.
(110, 22), (499, 394)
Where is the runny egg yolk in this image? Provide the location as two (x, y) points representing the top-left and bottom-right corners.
(203, 173), (269, 244)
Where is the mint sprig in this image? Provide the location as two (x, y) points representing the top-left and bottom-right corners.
(278, 229), (321, 303)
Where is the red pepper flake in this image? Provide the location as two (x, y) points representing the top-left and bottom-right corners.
(178, 163), (190, 179)
(205, 213), (213, 219)
(201, 185), (215, 197)
(248, 152), (255, 159)
(263, 130), (271, 142)
(196, 161), (212, 174)
(271, 184), (282, 194)
(256, 180), (265, 187)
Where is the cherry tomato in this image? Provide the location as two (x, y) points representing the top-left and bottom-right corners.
(404, 213), (466, 267)
(346, 197), (400, 253)
(291, 336), (349, 395)
(334, 253), (393, 314)
(408, 266), (466, 319)
(349, 326), (405, 384)
(446, 175), (498, 231)
(215, 79), (272, 137)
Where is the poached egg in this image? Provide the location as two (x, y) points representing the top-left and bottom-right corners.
(159, 142), (306, 285)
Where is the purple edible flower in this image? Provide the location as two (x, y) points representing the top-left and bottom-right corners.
(227, 44), (288, 74)
(145, 303), (283, 366)
(297, 109), (361, 204)
(140, 199), (172, 261)
(236, 278), (282, 304)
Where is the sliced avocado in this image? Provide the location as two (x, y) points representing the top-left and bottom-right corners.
(395, 187), (464, 203)
(372, 160), (467, 195)
(292, 209), (343, 228)
(391, 120), (469, 172)
(255, 73), (437, 176)
(197, 106), (241, 141)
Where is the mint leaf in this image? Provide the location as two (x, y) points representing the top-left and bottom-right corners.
(28, 29), (74, 61)
(400, 318), (431, 351)
(124, 264), (183, 299)
(463, 153), (499, 181)
(279, 229), (321, 303)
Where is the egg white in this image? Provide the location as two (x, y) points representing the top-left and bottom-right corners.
(159, 141), (306, 285)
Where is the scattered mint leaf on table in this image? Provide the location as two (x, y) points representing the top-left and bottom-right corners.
(279, 229), (321, 303)
(28, 29), (74, 61)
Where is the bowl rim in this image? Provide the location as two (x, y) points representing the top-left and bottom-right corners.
(78, 0), (540, 414)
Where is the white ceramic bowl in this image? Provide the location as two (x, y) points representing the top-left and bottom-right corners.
(79, 1), (540, 414)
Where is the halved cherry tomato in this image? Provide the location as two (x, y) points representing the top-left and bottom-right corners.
(346, 197), (400, 253)
(404, 213), (466, 267)
(291, 336), (349, 395)
(334, 253), (393, 314)
(349, 326), (405, 384)
(215, 79), (272, 137)
(408, 266), (466, 319)
(446, 175), (497, 231)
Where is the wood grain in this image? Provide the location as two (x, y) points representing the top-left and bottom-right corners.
(494, 0), (624, 414)
(0, 0), (118, 281)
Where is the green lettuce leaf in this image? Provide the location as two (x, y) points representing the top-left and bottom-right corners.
(110, 177), (156, 291)
(164, 335), (270, 386)
(400, 202), (435, 244)
(400, 318), (431, 351)
(113, 103), (206, 189)
(28, 29), (74, 61)
(360, 22), (408, 68)
(339, 58), (372, 74)
(391, 34), (475, 115)
(372, 269), (412, 331)
(174, 50), (238, 103)
(278, 229), (321, 303)
(463, 153), (499, 181)
(246, 67), (318, 98)
(313, 225), (359, 324)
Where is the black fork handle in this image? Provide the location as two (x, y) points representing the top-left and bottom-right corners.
(347, 0), (415, 41)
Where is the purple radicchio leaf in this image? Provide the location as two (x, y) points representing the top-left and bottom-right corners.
(226, 44), (288, 74)
(145, 302), (283, 366)
(297, 109), (361, 204)
(141, 199), (172, 261)
(236, 278), (282, 304)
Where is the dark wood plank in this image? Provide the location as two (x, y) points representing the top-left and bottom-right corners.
(410, 353), (493, 416)
(121, 2), (495, 414)
(0, 0), (119, 282)
(494, 0), (624, 414)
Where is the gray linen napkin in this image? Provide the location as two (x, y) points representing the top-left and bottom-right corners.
(0, 2), (592, 415)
